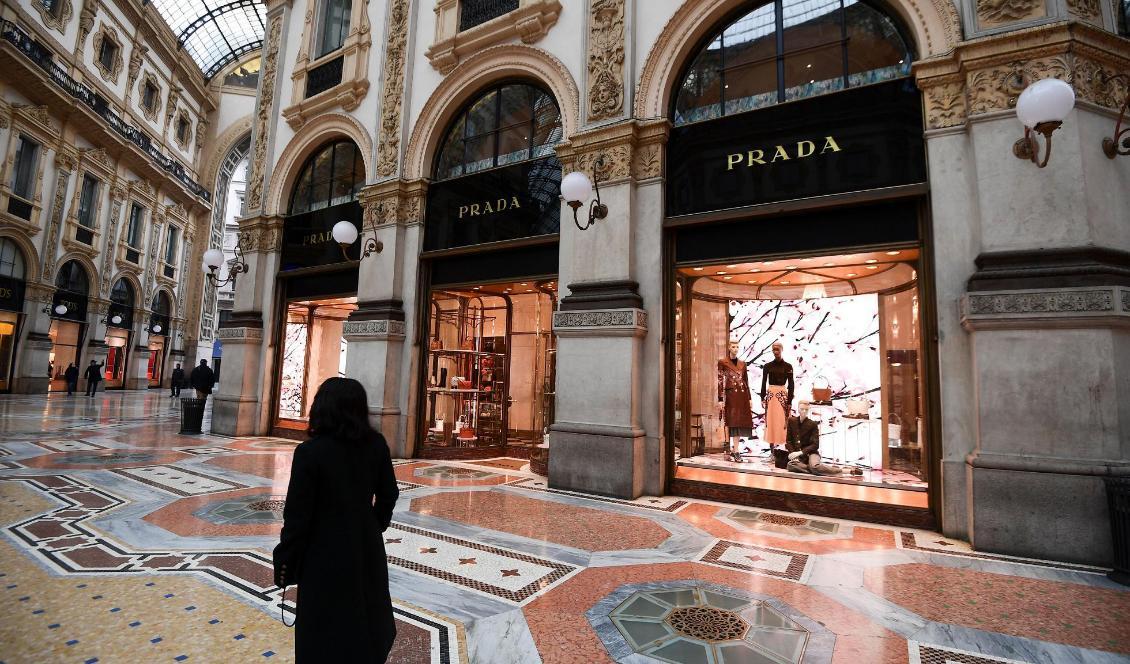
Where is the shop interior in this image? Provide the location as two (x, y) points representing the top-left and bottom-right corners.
(276, 297), (356, 426)
(104, 328), (130, 389)
(421, 279), (557, 455)
(0, 313), (15, 391)
(48, 320), (84, 391)
(673, 247), (928, 495)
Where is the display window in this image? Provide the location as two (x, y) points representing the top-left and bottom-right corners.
(276, 297), (356, 425)
(104, 328), (130, 388)
(673, 247), (929, 496)
(48, 319), (84, 391)
(421, 279), (557, 454)
(0, 312), (19, 392)
(147, 335), (166, 388)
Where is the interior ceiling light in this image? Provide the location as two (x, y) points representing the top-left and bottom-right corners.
(786, 265), (798, 269)
(780, 280), (791, 284)
(866, 265), (879, 270)
(823, 262), (835, 267)
(520, 283), (528, 286)
(846, 273), (857, 277)
(865, 259), (878, 264)
(723, 276), (733, 280)
(717, 271), (727, 275)
(886, 250), (900, 255)
(693, 267), (704, 271)
(726, 264), (738, 268)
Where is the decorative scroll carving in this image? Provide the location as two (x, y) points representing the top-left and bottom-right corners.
(99, 197), (124, 297)
(215, 327), (263, 340)
(553, 309), (647, 329)
(976, 0), (1044, 26)
(1073, 55), (1130, 110)
(923, 80), (967, 129)
(967, 290), (1114, 315)
(587, 0), (625, 122)
(165, 85), (182, 125)
(246, 15), (283, 212)
(12, 104), (53, 131)
(79, 147), (111, 168)
(966, 57), (1069, 115)
(78, 0), (99, 44)
(41, 168), (72, 283)
(92, 24), (124, 84)
(33, 0), (73, 34)
(343, 320), (407, 338)
(376, 0), (410, 179)
(632, 144), (661, 180)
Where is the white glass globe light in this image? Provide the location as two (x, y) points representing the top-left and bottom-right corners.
(54, 304), (68, 315)
(332, 220), (359, 246)
(560, 171), (594, 204)
(1016, 78), (1075, 128)
(202, 248), (225, 271)
(152, 324), (163, 334)
(111, 314), (123, 325)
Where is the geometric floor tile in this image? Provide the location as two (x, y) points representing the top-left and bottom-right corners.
(193, 493), (286, 525)
(505, 477), (690, 512)
(897, 531), (1108, 573)
(110, 465), (245, 496)
(909, 641), (1031, 664)
(716, 507), (847, 540)
(699, 540), (812, 582)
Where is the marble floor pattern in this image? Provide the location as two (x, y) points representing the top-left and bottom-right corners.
(0, 391), (1127, 664)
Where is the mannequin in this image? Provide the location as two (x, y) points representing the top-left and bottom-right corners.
(759, 341), (794, 446)
(717, 340), (753, 457)
(786, 401), (842, 475)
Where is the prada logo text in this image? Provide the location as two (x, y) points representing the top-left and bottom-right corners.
(727, 136), (843, 170)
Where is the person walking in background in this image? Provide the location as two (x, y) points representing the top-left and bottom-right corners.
(189, 359), (215, 399)
(170, 363), (184, 398)
(273, 377), (399, 662)
(83, 360), (104, 397)
(64, 363), (79, 396)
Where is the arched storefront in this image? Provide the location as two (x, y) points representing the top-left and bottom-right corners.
(104, 278), (135, 389)
(662, 0), (938, 526)
(0, 238), (28, 392)
(48, 260), (92, 391)
(271, 138), (364, 435)
(147, 291), (172, 388)
(415, 81), (563, 459)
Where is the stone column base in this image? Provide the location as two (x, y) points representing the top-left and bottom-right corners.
(968, 452), (1126, 566)
(211, 395), (262, 437)
(548, 423), (645, 498)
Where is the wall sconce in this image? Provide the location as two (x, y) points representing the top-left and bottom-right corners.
(332, 220), (382, 261)
(1097, 72), (1129, 159)
(1013, 78), (1076, 168)
(43, 304), (68, 316)
(202, 241), (248, 288)
(100, 314), (124, 326)
(561, 156), (609, 231)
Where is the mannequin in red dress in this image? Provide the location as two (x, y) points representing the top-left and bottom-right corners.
(718, 340), (754, 457)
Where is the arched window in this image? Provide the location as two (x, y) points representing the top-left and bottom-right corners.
(287, 140), (364, 215)
(434, 82), (563, 181)
(673, 0), (912, 125)
(0, 238), (26, 280)
(110, 279), (134, 308)
(55, 261), (89, 295)
(151, 291), (171, 317)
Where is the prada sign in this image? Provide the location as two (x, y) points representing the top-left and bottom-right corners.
(666, 80), (927, 218)
(424, 156), (561, 251)
(280, 201), (362, 271)
(0, 275), (25, 313)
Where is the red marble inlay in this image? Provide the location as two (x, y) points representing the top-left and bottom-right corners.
(396, 462), (519, 488)
(60, 546), (133, 569)
(864, 563), (1130, 653)
(197, 554), (275, 589)
(205, 452), (294, 492)
(24, 520), (71, 539)
(139, 555), (186, 569)
(143, 487), (284, 537)
(676, 502), (898, 554)
(410, 491), (671, 551)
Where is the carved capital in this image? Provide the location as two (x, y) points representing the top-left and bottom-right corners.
(358, 179), (428, 228)
(554, 119), (669, 184)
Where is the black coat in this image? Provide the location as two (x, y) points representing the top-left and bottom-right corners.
(786, 416), (820, 455)
(189, 365), (215, 393)
(84, 364), (103, 382)
(274, 433), (399, 662)
(64, 366), (79, 383)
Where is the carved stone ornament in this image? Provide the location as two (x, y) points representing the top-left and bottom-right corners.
(967, 290), (1114, 315)
(165, 85), (182, 125)
(587, 0), (626, 122)
(33, 0), (73, 35)
(41, 169), (72, 281)
(79, 147), (111, 168)
(195, 118), (209, 148)
(966, 57), (1070, 115)
(923, 79), (967, 130)
(1066, 0), (1102, 21)
(246, 15), (283, 212)
(127, 44), (148, 88)
(553, 309), (647, 329)
(12, 104), (53, 132)
(78, 0), (99, 44)
(976, 0), (1044, 26)
(92, 24), (124, 84)
(215, 327), (263, 340)
(376, 0), (410, 179)
(359, 180), (427, 228)
(424, 0), (562, 75)
(1073, 55), (1130, 110)
(342, 319), (407, 339)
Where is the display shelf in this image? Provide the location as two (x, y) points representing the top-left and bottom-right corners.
(429, 348), (506, 356)
(428, 388), (487, 394)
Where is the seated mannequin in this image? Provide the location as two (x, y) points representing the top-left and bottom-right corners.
(785, 402), (842, 476)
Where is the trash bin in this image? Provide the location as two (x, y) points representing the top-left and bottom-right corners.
(179, 397), (207, 435)
(1105, 476), (1130, 586)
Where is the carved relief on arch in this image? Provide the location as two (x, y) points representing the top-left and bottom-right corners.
(633, 0), (961, 120)
(402, 44), (580, 181)
(262, 113), (374, 217)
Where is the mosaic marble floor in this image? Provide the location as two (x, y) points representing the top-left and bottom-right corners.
(1, 391), (1128, 664)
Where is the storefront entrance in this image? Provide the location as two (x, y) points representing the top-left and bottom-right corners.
(48, 261), (90, 392)
(104, 328), (130, 389)
(421, 277), (557, 456)
(276, 297), (356, 426)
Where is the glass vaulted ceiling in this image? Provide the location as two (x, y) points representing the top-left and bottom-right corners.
(149, 0), (266, 80)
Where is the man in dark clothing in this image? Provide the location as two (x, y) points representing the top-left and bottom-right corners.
(189, 359), (216, 399)
(83, 360), (104, 397)
(170, 363), (185, 398)
(64, 363), (79, 396)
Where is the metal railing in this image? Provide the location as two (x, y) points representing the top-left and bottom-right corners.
(459, 0), (518, 31)
(0, 20), (211, 204)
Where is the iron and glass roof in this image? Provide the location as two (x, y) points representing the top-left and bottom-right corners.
(148, 0), (265, 80)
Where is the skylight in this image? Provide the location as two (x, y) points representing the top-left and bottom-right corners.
(148, 0), (266, 80)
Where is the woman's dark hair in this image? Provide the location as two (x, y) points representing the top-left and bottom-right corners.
(307, 377), (377, 442)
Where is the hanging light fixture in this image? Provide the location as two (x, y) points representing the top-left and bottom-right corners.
(1012, 78), (1076, 168)
(561, 156), (609, 231)
(1094, 71), (1129, 159)
(332, 220), (382, 261)
(202, 240), (248, 288)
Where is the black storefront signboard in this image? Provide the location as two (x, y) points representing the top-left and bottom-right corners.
(424, 156), (561, 251)
(666, 79), (927, 218)
(51, 289), (87, 322)
(107, 302), (132, 329)
(280, 200), (363, 271)
(0, 275), (25, 313)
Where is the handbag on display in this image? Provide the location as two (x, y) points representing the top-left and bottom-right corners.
(429, 338), (442, 351)
(461, 338), (475, 350)
(431, 416), (445, 433)
(811, 375), (832, 403)
(845, 397), (870, 418)
(887, 414), (903, 447)
(456, 379), (473, 390)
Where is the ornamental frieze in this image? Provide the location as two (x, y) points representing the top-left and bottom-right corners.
(376, 0), (410, 179)
(246, 15), (283, 212)
(342, 320), (407, 338)
(553, 309), (647, 329)
(215, 327), (263, 340)
(966, 290), (1114, 315)
(587, 0), (626, 122)
(976, 0), (1044, 27)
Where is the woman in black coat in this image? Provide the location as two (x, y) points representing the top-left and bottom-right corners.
(274, 377), (399, 662)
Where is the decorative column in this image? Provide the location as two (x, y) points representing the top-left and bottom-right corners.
(346, 182), (425, 454)
(550, 119), (667, 498)
(13, 283), (55, 393)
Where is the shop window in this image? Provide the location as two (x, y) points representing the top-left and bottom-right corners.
(434, 83), (562, 181)
(459, 0), (519, 31)
(287, 140), (364, 215)
(0, 238), (26, 279)
(421, 280), (558, 451)
(673, 0), (912, 125)
(0, 311), (16, 391)
(673, 248), (928, 493)
(277, 298), (357, 422)
(318, 0), (352, 57)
